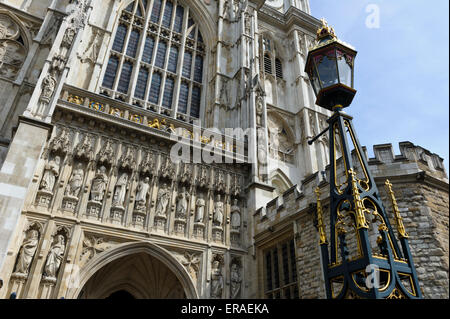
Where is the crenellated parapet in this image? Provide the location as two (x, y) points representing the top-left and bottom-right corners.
(367, 142), (448, 182)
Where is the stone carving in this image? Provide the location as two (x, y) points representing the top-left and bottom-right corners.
(268, 114), (295, 162)
(80, 27), (103, 64)
(79, 235), (115, 268)
(195, 193), (206, 222)
(179, 163), (192, 184)
(73, 134), (94, 161)
(65, 163), (84, 198)
(160, 155), (176, 179)
(155, 183), (170, 216)
(119, 146), (136, 171)
(179, 252), (201, 283)
(231, 174), (241, 197)
(14, 229), (39, 276)
(230, 262), (242, 299)
(210, 256), (224, 298)
(97, 139), (114, 164)
(48, 127), (71, 155)
(0, 39), (27, 79)
(140, 151), (155, 176)
(39, 156), (61, 192)
(215, 170), (226, 192)
(112, 172), (129, 207)
(66, 0), (89, 31)
(231, 199), (241, 231)
(43, 234), (65, 280)
(257, 128), (267, 180)
(0, 13), (27, 79)
(40, 71), (57, 103)
(197, 166), (209, 188)
(0, 14), (19, 39)
(176, 186), (189, 218)
(135, 177), (150, 211)
(255, 94), (264, 127)
(90, 165), (108, 202)
(213, 194), (224, 227)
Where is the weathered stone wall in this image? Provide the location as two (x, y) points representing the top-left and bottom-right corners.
(254, 142), (449, 299)
(378, 179), (449, 298)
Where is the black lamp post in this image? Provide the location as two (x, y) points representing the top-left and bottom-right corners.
(306, 19), (422, 299)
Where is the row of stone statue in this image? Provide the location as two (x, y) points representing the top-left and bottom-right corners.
(13, 228), (66, 282)
(39, 158), (241, 229)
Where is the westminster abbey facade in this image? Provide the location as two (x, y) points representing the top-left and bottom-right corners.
(0, 0), (448, 299)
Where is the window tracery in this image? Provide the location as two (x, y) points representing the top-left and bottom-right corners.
(100, 0), (205, 122)
(0, 13), (28, 80)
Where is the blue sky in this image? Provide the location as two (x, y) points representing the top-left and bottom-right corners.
(309, 0), (449, 173)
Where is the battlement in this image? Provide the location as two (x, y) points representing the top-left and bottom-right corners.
(365, 141), (448, 181)
(254, 141), (448, 223)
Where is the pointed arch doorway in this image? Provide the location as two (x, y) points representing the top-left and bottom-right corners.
(70, 242), (198, 299)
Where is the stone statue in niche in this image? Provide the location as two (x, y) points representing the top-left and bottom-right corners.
(112, 172), (129, 207)
(90, 165), (108, 202)
(230, 199), (241, 231)
(39, 155), (61, 192)
(230, 262), (242, 299)
(135, 177), (150, 211)
(40, 71), (57, 103)
(176, 186), (189, 218)
(155, 183), (170, 216)
(14, 229), (39, 275)
(195, 193), (206, 223)
(43, 234), (65, 279)
(210, 259), (224, 298)
(213, 194), (224, 227)
(65, 163), (84, 198)
(255, 95), (263, 127)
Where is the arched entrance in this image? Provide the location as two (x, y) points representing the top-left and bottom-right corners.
(69, 242), (198, 299)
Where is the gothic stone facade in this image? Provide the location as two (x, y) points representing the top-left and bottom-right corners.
(0, 0), (448, 299)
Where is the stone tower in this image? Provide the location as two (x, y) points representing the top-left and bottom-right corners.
(0, 0), (447, 299)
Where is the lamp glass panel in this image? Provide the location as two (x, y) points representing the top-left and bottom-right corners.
(315, 49), (338, 88)
(337, 50), (353, 87)
(309, 65), (321, 95)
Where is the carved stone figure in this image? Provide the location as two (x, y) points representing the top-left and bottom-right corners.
(213, 194), (224, 227)
(14, 229), (39, 275)
(40, 72), (57, 103)
(195, 193), (206, 222)
(210, 260), (224, 298)
(90, 165), (108, 202)
(135, 177), (150, 211)
(112, 172), (129, 207)
(156, 183), (170, 216)
(40, 156), (61, 192)
(65, 163), (84, 198)
(256, 95), (263, 126)
(44, 234), (65, 279)
(230, 263), (242, 299)
(176, 186), (189, 218)
(231, 199), (241, 231)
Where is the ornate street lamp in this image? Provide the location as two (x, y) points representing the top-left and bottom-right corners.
(307, 19), (422, 299)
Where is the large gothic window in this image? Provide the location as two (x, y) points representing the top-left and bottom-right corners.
(100, 0), (206, 122)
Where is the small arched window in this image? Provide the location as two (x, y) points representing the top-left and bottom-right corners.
(262, 36), (284, 80)
(100, 0), (206, 122)
(264, 53), (272, 74)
